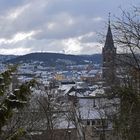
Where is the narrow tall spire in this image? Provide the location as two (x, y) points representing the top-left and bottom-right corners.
(104, 13), (114, 49)
(102, 14), (116, 89)
(108, 12), (111, 26)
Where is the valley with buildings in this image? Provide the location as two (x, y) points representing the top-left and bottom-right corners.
(0, 20), (139, 140)
(0, 1), (140, 140)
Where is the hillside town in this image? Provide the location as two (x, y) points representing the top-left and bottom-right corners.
(0, 2), (140, 140)
(0, 21), (123, 140)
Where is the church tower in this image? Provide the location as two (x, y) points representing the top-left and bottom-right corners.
(102, 16), (116, 87)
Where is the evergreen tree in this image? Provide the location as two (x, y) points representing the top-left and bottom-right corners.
(0, 65), (35, 140)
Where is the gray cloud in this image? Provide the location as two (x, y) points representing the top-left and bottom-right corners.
(0, 0), (139, 55)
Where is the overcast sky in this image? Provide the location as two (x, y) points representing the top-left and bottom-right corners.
(0, 0), (139, 55)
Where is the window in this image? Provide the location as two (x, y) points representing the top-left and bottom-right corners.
(97, 120), (100, 125)
(87, 120), (90, 125)
(92, 120), (95, 125)
(93, 99), (96, 107)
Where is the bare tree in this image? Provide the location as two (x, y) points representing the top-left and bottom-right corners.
(111, 6), (140, 140)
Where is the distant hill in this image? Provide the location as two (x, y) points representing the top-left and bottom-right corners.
(6, 53), (102, 66)
(0, 54), (17, 62)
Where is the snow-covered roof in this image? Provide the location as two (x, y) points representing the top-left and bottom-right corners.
(54, 117), (75, 129)
(79, 107), (106, 120)
(59, 84), (75, 91)
(89, 85), (99, 90)
(78, 98), (106, 119)
(89, 88), (104, 96)
(88, 69), (99, 75)
(68, 91), (83, 97)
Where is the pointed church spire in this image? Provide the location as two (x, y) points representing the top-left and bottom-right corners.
(108, 12), (111, 26)
(102, 13), (116, 89)
(104, 13), (114, 49)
